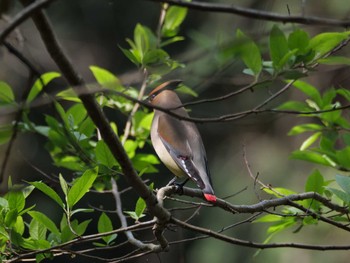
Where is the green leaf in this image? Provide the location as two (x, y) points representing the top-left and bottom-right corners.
(139, 112), (154, 130)
(75, 219), (91, 236)
(277, 100), (310, 112)
(28, 211), (60, 235)
(305, 170), (324, 210)
(120, 46), (141, 66)
(90, 66), (123, 91)
(13, 215), (25, 235)
(0, 125), (13, 145)
(7, 191), (25, 212)
(254, 214), (283, 223)
(290, 150), (336, 167)
(133, 24), (156, 60)
(300, 132), (321, 150)
(288, 123), (324, 136)
(327, 187), (350, 204)
(135, 197), (146, 219)
(30, 181), (64, 208)
(59, 174), (69, 196)
(67, 168), (98, 208)
(335, 174), (350, 195)
(305, 170), (324, 194)
(263, 187), (296, 198)
(27, 72), (61, 103)
(160, 36), (185, 47)
(29, 219), (47, 240)
(5, 209), (18, 227)
(98, 213), (116, 244)
(337, 88), (350, 101)
(288, 29), (309, 54)
(162, 6), (187, 37)
(292, 80), (322, 106)
(0, 197), (8, 208)
(0, 81), (15, 105)
(97, 213), (113, 233)
(335, 147), (350, 170)
(269, 25), (289, 70)
(124, 140), (138, 159)
(236, 29), (262, 76)
(56, 88), (81, 103)
(66, 103), (87, 126)
(308, 32), (350, 59)
(95, 140), (117, 168)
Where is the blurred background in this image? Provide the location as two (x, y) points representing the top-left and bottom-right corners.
(1, 0), (350, 262)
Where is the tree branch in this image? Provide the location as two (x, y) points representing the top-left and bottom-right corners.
(111, 178), (163, 252)
(148, 0), (350, 27)
(0, 0), (56, 43)
(171, 216), (350, 250)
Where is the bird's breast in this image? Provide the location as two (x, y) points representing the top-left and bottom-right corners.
(151, 117), (186, 178)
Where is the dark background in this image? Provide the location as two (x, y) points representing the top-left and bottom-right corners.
(1, 0), (350, 262)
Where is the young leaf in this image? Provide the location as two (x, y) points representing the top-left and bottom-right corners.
(28, 211), (60, 235)
(162, 6), (187, 37)
(98, 213), (116, 244)
(305, 170), (324, 194)
(300, 132), (321, 150)
(135, 197), (146, 219)
(292, 80), (322, 106)
(269, 25), (289, 70)
(27, 72), (61, 103)
(0, 81), (15, 105)
(29, 181), (64, 208)
(236, 29), (262, 76)
(288, 123), (324, 136)
(5, 209), (18, 227)
(290, 150), (335, 167)
(336, 147), (350, 170)
(59, 174), (69, 196)
(67, 168), (98, 208)
(89, 66), (123, 91)
(29, 219), (47, 240)
(288, 29), (309, 53)
(308, 32), (350, 59)
(95, 140), (117, 168)
(7, 191), (25, 212)
(335, 174), (350, 195)
(75, 219), (92, 236)
(327, 187), (350, 204)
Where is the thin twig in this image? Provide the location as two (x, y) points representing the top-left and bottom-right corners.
(111, 178), (162, 251)
(148, 0), (350, 27)
(0, 0), (56, 43)
(121, 68), (148, 145)
(171, 217), (350, 250)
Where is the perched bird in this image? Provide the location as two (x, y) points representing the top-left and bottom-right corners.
(148, 80), (216, 202)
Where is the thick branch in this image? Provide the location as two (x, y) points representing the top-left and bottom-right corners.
(148, 0), (350, 27)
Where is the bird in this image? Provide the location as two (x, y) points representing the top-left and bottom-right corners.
(148, 80), (216, 202)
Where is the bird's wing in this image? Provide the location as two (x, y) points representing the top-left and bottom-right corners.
(157, 114), (206, 190)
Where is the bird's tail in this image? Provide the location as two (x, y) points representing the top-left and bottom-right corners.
(203, 185), (216, 202)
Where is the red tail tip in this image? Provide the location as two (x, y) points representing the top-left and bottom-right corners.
(204, 194), (217, 202)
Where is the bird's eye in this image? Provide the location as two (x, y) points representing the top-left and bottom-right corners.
(149, 93), (156, 101)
